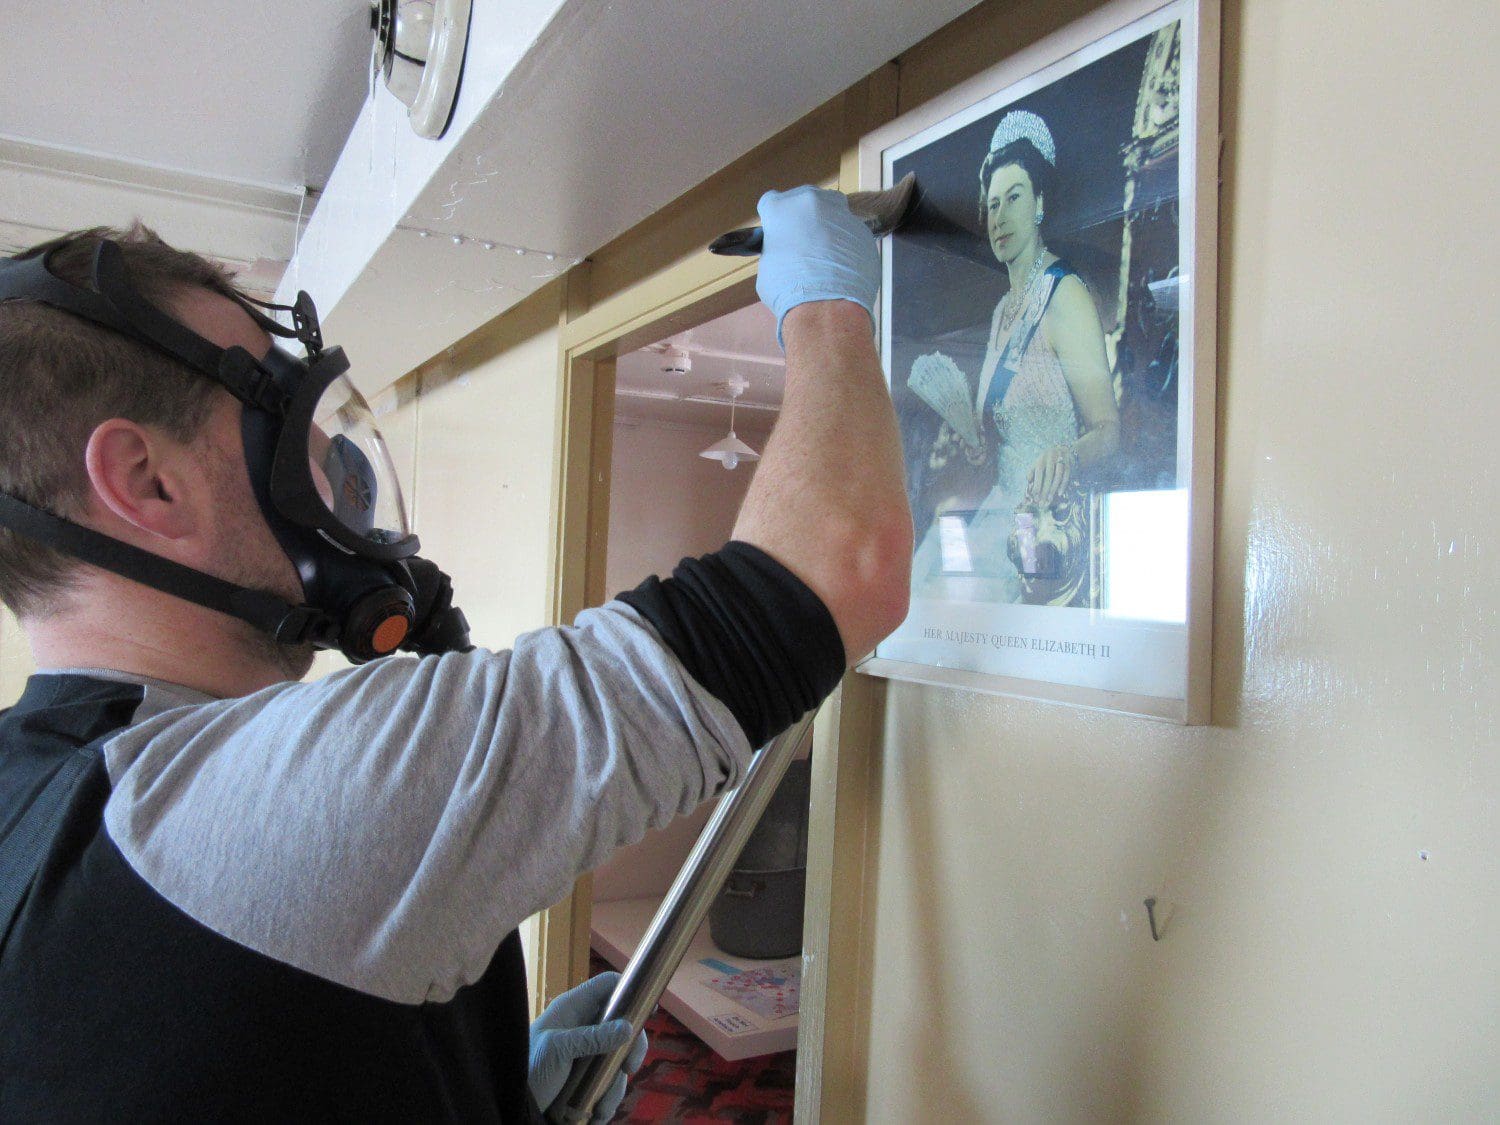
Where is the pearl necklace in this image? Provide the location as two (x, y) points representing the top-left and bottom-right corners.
(996, 246), (1047, 338)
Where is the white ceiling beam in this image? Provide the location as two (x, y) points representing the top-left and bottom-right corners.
(616, 388), (781, 413)
(281, 0), (983, 398)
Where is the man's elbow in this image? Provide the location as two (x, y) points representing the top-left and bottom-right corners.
(828, 514), (913, 662)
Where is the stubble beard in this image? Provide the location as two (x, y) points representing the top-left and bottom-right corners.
(203, 456), (317, 683)
(216, 534), (318, 682)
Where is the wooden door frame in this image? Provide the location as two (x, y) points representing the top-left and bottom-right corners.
(535, 71), (897, 1122)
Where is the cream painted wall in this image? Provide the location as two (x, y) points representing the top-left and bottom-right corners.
(401, 289), (565, 654)
(853, 0), (1500, 1120)
(0, 605), (35, 702)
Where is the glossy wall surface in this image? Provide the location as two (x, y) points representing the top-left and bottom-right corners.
(0, 606), (34, 699)
(856, 0), (1499, 1118)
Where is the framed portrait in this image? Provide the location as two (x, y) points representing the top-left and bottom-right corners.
(859, 0), (1219, 723)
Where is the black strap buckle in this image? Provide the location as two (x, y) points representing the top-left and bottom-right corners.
(217, 348), (290, 415)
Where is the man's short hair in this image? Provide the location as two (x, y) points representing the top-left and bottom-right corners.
(0, 224), (244, 618)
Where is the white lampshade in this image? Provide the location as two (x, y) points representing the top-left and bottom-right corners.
(699, 431), (760, 470)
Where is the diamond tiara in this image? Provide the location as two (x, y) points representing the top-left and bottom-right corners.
(985, 110), (1056, 168)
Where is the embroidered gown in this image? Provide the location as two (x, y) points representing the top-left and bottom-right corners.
(912, 261), (1081, 603)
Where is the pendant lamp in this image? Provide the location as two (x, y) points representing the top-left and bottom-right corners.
(700, 377), (759, 470)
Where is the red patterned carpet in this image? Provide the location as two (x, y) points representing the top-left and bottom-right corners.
(590, 953), (796, 1123)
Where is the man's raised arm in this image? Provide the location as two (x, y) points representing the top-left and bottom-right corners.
(733, 186), (913, 663)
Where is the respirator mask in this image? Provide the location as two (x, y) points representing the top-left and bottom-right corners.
(0, 240), (470, 662)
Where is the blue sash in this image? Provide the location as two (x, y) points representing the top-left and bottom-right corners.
(981, 261), (1075, 430)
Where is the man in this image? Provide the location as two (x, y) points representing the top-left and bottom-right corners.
(0, 186), (912, 1120)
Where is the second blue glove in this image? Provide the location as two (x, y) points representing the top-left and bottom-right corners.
(529, 971), (649, 1122)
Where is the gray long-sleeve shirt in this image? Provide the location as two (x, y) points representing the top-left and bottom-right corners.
(81, 601), (750, 1005)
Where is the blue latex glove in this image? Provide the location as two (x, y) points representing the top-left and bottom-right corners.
(529, 972), (649, 1122)
(755, 185), (881, 347)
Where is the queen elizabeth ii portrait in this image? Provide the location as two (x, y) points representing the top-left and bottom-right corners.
(886, 20), (1186, 613)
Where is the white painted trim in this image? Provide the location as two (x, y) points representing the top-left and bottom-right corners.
(283, 0), (983, 399)
(0, 134), (309, 215)
(0, 135), (309, 296)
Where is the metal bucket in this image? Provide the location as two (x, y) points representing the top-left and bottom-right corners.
(708, 758), (810, 959)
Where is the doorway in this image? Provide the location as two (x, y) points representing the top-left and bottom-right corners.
(585, 301), (809, 1120)
(546, 250), (883, 1123)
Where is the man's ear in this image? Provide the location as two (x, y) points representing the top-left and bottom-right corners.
(83, 419), (200, 541)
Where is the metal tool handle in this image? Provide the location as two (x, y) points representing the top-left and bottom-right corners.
(708, 226), (765, 256)
(545, 711), (817, 1123)
(706, 172), (918, 258)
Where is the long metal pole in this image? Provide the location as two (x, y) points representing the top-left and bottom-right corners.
(546, 711), (816, 1123)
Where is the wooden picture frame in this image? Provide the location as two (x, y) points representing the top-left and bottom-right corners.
(858, 0), (1219, 723)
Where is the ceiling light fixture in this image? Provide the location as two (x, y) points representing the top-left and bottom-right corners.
(660, 346), (692, 376)
(371, 0), (474, 140)
(700, 376), (759, 471)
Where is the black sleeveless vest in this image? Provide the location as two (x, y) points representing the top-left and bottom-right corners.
(0, 674), (541, 1123)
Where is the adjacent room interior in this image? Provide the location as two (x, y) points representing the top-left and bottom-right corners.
(586, 302), (806, 1120)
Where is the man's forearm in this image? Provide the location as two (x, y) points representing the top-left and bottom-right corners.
(734, 300), (912, 661)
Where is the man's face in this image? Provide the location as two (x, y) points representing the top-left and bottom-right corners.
(168, 287), (314, 677)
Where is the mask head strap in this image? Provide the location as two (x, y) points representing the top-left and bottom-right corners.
(0, 492), (335, 648)
(238, 290), (324, 358)
(0, 241), (325, 416)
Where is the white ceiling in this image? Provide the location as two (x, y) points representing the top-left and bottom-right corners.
(0, 1), (374, 294)
(615, 302), (783, 434)
(2, 1), (372, 193)
(2, 0), (983, 360)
